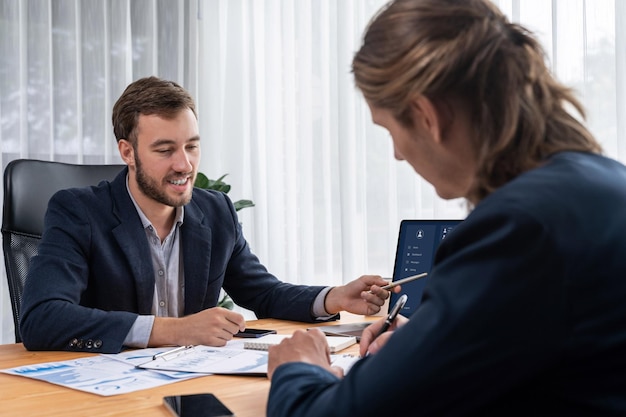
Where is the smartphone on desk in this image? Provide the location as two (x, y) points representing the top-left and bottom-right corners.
(163, 393), (234, 417)
(234, 328), (277, 338)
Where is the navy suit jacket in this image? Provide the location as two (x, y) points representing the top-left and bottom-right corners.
(20, 168), (327, 353)
(268, 152), (626, 416)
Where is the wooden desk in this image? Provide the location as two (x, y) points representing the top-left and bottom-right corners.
(0, 314), (375, 417)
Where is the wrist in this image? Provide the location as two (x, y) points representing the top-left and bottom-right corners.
(149, 316), (181, 346)
(324, 286), (343, 315)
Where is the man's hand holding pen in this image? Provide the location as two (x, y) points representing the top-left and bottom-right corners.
(323, 275), (400, 316)
(359, 300), (410, 357)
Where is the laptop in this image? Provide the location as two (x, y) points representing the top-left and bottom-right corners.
(312, 219), (462, 341)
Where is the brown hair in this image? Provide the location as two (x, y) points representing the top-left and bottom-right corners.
(352, 0), (602, 202)
(111, 76), (197, 144)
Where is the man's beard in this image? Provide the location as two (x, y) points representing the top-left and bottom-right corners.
(135, 154), (193, 207)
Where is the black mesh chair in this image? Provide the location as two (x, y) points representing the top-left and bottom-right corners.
(2, 159), (124, 343)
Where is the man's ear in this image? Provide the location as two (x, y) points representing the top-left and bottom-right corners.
(410, 96), (443, 143)
(118, 139), (135, 167)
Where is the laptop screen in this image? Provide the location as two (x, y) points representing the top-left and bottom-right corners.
(388, 219), (462, 316)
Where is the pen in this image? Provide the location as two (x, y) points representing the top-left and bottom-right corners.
(364, 294), (408, 357)
(375, 294), (408, 339)
(369, 272), (428, 294)
(152, 345), (193, 360)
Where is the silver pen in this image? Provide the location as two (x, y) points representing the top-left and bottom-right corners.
(152, 345), (194, 360)
(369, 272), (428, 294)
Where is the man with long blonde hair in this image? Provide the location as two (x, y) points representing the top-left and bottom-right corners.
(266, 0), (626, 415)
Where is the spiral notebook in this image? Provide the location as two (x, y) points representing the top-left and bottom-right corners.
(243, 334), (356, 353)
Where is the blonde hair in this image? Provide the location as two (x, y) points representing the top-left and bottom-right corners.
(353, 0), (601, 202)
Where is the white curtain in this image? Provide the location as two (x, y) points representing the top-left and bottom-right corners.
(0, 0), (198, 342)
(0, 0), (623, 343)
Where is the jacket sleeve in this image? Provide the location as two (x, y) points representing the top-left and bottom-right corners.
(266, 208), (568, 416)
(268, 363), (341, 417)
(20, 189), (138, 353)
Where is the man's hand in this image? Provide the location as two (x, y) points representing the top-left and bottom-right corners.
(324, 275), (400, 316)
(149, 307), (246, 347)
(359, 314), (409, 357)
(267, 329), (341, 380)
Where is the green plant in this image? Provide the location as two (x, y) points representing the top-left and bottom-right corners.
(194, 173), (255, 212)
(194, 172), (254, 310)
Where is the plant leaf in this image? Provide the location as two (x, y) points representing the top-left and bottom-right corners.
(234, 199), (255, 211)
(208, 183), (231, 193)
(194, 172), (210, 189)
(195, 172), (253, 209)
(200, 174), (231, 193)
(217, 293), (235, 310)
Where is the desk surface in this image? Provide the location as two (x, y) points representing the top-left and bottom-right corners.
(0, 314), (375, 417)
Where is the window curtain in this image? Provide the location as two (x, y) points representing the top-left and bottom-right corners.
(0, 0), (623, 344)
(0, 0), (197, 343)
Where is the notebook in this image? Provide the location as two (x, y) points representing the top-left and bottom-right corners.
(313, 219), (462, 340)
(243, 334), (357, 353)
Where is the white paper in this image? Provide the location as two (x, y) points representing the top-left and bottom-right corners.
(1, 340), (359, 397)
(330, 354), (361, 374)
(135, 345), (269, 375)
(1, 354), (201, 396)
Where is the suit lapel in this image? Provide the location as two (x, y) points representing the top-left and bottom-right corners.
(181, 198), (212, 314)
(110, 169), (156, 315)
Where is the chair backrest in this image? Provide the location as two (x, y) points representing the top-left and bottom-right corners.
(1, 159), (124, 343)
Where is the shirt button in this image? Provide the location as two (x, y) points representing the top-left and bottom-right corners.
(158, 270), (164, 276)
(159, 301), (166, 307)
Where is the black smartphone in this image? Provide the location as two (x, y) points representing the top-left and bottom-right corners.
(234, 328), (277, 338)
(163, 393), (234, 417)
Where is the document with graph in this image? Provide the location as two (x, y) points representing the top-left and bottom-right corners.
(135, 344), (269, 376)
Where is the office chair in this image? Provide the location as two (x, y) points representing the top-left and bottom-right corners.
(2, 159), (124, 343)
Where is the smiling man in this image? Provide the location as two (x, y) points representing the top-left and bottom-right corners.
(19, 76), (392, 353)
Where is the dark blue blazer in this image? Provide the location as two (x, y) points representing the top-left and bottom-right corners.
(268, 152), (626, 416)
(20, 167), (326, 353)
